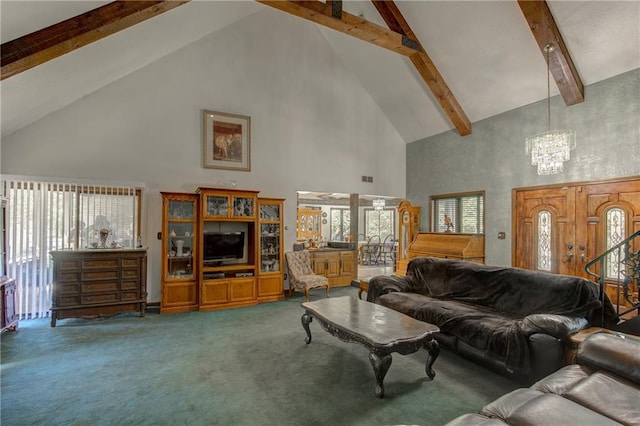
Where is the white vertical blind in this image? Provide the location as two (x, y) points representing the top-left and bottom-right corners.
(2, 179), (139, 319)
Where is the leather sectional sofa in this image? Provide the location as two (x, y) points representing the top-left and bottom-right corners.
(445, 332), (640, 425)
(367, 257), (619, 382)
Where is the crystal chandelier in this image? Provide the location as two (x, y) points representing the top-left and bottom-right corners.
(526, 44), (576, 175)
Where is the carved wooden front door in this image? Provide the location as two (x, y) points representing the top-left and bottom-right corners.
(576, 179), (640, 278)
(514, 178), (640, 287)
(514, 186), (577, 275)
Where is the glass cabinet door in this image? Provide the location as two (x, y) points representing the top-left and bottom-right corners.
(259, 201), (282, 274)
(260, 203), (280, 222)
(204, 195), (230, 218)
(297, 209), (321, 240)
(167, 199), (195, 279)
(232, 196), (255, 218)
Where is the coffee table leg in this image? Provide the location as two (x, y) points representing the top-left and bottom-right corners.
(301, 312), (313, 344)
(424, 339), (440, 379)
(368, 352), (392, 398)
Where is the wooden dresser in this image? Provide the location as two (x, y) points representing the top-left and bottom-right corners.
(402, 233), (485, 274)
(50, 249), (147, 326)
(0, 277), (18, 332)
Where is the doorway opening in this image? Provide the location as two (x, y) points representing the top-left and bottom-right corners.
(296, 191), (402, 279)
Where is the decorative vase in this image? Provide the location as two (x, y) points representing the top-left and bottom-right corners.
(175, 240), (184, 257)
(99, 228), (111, 248)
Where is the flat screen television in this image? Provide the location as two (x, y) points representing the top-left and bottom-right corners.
(203, 231), (245, 265)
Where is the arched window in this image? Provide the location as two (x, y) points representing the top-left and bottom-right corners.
(537, 210), (552, 271)
(605, 207), (625, 279)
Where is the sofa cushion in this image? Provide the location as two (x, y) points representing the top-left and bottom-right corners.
(479, 389), (544, 419)
(577, 332), (640, 386)
(563, 371), (640, 425)
(377, 292), (530, 373)
(445, 413), (508, 425)
(506, 394), (621, 425)
(520, 314), (588, 339)
(531, 364), (591, 395)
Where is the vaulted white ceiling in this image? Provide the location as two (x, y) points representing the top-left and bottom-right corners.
(1, 1), (639, 142)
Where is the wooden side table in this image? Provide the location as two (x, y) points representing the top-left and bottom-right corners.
(566, 327), (608, 364)
(358, 277), (370, 300)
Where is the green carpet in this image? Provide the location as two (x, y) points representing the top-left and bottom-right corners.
(1, 287), (519, 425)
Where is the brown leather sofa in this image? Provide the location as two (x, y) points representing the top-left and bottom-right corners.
(445, 332), (640, 425)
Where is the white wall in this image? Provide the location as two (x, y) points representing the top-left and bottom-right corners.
(1, 9), (406, 302)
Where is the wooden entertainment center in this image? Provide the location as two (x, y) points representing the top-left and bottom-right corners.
(160, 187), (284, 314)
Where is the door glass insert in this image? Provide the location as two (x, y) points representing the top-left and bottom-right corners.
(605, 208), (625, 279)
(537, 210), (552, 271)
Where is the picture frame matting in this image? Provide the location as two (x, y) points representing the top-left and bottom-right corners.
(202, 110), (251, 171)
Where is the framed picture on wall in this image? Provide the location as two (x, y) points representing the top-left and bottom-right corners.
(202, 110), (251, 171)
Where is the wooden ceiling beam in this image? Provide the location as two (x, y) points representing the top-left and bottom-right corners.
(518, 0), (584, 105)
(258, 0), (471, 136)
(1, 1), (190, 81)
(256, 1), (422, 57)
(371, 0), (471, 136)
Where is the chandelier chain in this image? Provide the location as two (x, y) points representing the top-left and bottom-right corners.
(524, 43), (576, 175)
(546, 44), (551, 130)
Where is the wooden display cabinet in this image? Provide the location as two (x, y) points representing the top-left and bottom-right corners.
(161, 192), (198, 314)
(159, 187), (285, 313)
(258, 198), (285, 302)
(297, 208), (321, 240)
(198, 188), (259, 311)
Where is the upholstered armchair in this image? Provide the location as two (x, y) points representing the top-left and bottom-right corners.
(285, 250), (329, 301)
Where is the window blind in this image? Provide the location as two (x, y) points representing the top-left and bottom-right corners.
(2, 178), (140, 319)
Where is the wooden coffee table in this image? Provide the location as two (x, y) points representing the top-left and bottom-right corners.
(301, 296), (440, 398)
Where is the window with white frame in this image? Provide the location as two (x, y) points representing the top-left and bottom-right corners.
(431, 192), (484, 234)
(2, 178), (141, 319)
(364, 208), (395, 241)
(330, 208), (350, 241)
